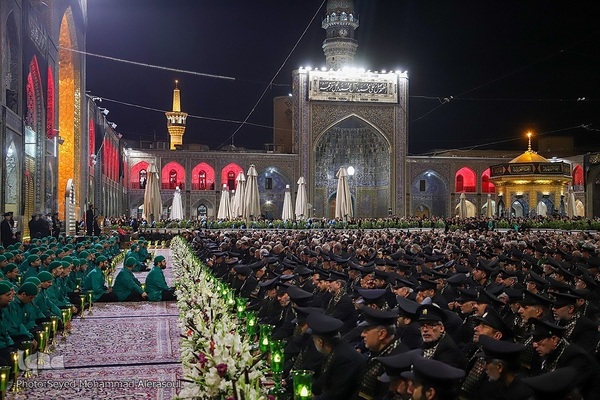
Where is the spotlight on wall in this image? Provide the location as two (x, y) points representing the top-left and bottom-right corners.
(117, 133), (123, 139)
(57, 136), (65, 145)
(91, 96), (102, 103)
(108, 122), (117, 129)
(99, 107), (109, 116)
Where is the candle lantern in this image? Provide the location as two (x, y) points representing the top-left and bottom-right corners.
(0, 365), (11, 397)
(75, 277), (82, 291)
(292, 370), (314, 400)
(41, 322), (51, 353)
(49, 316), (59, 348)
(236, 297), (247, 319)
(246, 311), (258, 336)
(9, 351), (19, 393)
(79, 294), (86, 318)
(61, 309), (68, 339)
(86, 290), (94, 313)
(18, 340), (33, 378)
(258, 324), (274, 353)
(107, 275), (113, 287)
(269, 340), (284, 374)
(67, 306), (73, 322)
(141, 283), (146, 293)
(36, 331), (45, 355)
(226, 290), (235, 308)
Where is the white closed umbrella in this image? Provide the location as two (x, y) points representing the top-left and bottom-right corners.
(231, 172), (246, 218)
(486, 194), (494, 217)
(243, 164), (261, 221)
(567, 187), (577, 218)
(295, 177), (308, 220)
(169, 186), (184, 220)
(536, 201), (548, 217)
(458, 192), (468, 219)
(143, 163), (162, 223)
(217, 184), (232, 220)
(229, 189), (236, 217)
(282, 184), (293, 220)
(335, 167), (352, 220)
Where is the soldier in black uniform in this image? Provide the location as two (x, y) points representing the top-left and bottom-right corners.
(354, 307), (408, 400)
(476, 336), (533, 400)
(306, 313), (366, 400)
(401, 355), (465, 400)
(416, 304), (465, 369)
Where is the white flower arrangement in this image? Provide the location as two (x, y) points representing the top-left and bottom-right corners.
(171, 237), (269, 399)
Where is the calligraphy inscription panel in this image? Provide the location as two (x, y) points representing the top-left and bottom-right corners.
(308, 71), (399, 103)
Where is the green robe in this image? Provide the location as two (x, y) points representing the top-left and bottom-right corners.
(4, 297), (34, 338)
(35, 288), (63, 318)
(0, 305), (15, 349)
(112, 268), (143, 301)
(145, 266), (170, 302)
(84, 266), (108, 302)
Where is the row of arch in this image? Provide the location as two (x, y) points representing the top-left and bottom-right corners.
(130, 161), (290, 192)
(453, 165), (583, 193)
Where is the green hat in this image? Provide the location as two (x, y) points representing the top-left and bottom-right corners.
(40, 254), (50, 262)
(3, 252), (14, 260)
(27, 254), (40, 264)
(96, 255), (107, 263)
(0, 282), (12, 295)
(48, 260), (63, 272)
(37, 271), (53, 282)
(72, 259), (80, 267)
(130, 244), (138, 250)
(24, 277), (41, 286)
(78, 258), (88, 265)
(79, 251), (90, 259)
(3, 263), (18, 275)
(62, 256), (73, 264)
(0, 255), (6, 263)
(125, 257), (137, 267)
(154, 255), (166, 265)
(18, 282), (38, 296)
(61, 261), (71, 269)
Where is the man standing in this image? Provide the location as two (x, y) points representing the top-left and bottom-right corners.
(1, 212), (17, 247)
(85, 204), (94, 236)
(145, 255), (176, 301)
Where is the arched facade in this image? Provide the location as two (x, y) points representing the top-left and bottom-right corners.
(131, 161), (149, 189)
(192, 162), (215, 190)
(314, 115), (391, 218)
(455, 167), (476, 193)
(481, 168), (495, 194)
(221, 163), (244, 190)
(161, 161), (185, 189)
(411, 170), (449, 217)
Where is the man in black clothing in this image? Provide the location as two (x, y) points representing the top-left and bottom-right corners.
(306, 313), (366, 399)
(1, 212), (17, 247)
(85, 204), (94, 236)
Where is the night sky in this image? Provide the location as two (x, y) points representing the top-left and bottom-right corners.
(86, 1), (600, 155)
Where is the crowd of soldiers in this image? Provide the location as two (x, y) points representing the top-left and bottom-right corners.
(188, 227), (600, 400)
(0, 234), (175, 369)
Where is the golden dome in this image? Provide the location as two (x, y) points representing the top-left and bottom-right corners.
(509, 150), (549, 164)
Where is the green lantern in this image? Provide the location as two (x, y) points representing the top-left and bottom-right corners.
(0, 365), (11, 392)
(292, 370), (314, 400)
(236, 297), (247, 318)
(246, 311), (258, 336)
(269, 340), (284, 374)
(258, 324), (274, 353)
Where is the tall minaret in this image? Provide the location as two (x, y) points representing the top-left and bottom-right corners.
(322, 0), (359, 70)
(165, 80), (188, 150)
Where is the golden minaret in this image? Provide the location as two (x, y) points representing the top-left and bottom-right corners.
(165, 80), (188, 150)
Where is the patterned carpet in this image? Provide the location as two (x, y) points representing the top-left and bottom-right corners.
(7, 249), (182, 400)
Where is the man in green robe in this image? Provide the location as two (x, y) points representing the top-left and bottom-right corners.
(0, 281), (17, 365)
(113, 257), (147, 301)
(145, 255), (176, 301)
(83, 255), (117, 302)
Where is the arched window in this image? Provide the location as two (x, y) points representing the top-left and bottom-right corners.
(139, 169), (147, 189)
(199, 170), (206, 190)
(481, 168), (496, 194)
(227, 171), (235, 191)
(197, 204), (207, 218)
(573, 165), (584, 187)
(455, 167), (476, 192)
(169, 169), (178, 189)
